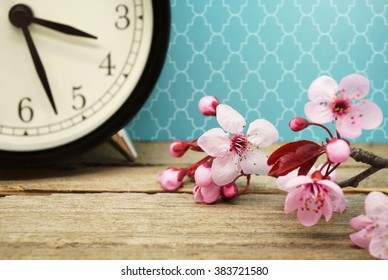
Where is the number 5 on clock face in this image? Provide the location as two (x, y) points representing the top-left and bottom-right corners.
(0, 0), (169, 159)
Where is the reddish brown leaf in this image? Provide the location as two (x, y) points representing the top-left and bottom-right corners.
(267, 140), (316, 165)
(297, 156), (319, 176)
(268, 140), (324, 177)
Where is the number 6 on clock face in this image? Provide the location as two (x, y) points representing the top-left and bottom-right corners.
(0, 0), (170, 163)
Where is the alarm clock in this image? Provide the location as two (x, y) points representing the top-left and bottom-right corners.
(0, 0), (170, 164)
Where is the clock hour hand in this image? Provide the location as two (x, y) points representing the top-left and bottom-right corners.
(9, 4), (58, 114)
(32, 17), (97, 39)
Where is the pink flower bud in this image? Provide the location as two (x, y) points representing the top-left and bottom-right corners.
(194, 162), (213, 188)
(198, 96), (219, 116)
(158, 167), (185, 191)
(326, 138), (350, 163)
(193, 183), (221, 204)
(193, 162), (221, 203)
(221, 182), (238, 199)
(193, 185), (204, 203)
(169, 140), (190, 157)
(289, 117), (309, 132)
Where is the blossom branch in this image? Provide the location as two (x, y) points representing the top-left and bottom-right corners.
(338, 147), (388, 188)
(349, 147), (388, 168)
(338, 166), (381, 188)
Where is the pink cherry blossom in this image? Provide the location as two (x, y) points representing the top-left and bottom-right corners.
(158, 167), (185, 191)
(193, 163), (221, 203)
(197, 104), (279, 185)
(305, 74), (383, 138)
(349, 192), (388, 259)
(198, 96), (219, 116)
(325, 138), (350, 163)
(279, 171), (347, 227)
(277, 164), (338, 190)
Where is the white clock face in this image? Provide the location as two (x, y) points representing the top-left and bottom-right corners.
(0, 0), (154, 152)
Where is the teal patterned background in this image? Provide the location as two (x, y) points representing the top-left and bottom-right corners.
(126, 0), (388, 143)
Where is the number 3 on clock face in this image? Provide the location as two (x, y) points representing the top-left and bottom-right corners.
(0, 0), (170, 163)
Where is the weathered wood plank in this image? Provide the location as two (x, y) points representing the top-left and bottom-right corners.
(0, 164), (386, 195)
(0, 143), (386, 195)
(0, 192), (373, 260)
(0, 142), (386, 260)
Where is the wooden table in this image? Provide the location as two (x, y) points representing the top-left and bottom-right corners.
(0, 142), (387, 259)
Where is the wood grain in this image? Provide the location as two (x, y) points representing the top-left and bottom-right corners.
(0, 142), (387, 259)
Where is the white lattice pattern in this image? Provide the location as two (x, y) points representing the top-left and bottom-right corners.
(127, 0), (388, 143)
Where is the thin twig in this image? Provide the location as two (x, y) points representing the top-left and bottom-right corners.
(338, 147), (388, 188)
(338, 166), (381, 188)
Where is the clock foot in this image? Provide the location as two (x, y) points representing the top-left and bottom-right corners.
(110, 129), (137, 161)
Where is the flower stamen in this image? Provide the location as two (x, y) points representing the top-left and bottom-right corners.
(230, 134), (248, 156)
(330, 93), (351, 119)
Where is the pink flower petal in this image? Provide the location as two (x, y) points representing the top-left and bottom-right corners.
(331, 196), (347, 213)
(197, 128), (230, 157)
(246, 119), (279, 148)
(308, 75), (338, 102)
(319, 180), (343, 200)
(369, 234), (388, 260)
(193, 185), (204, 203)
(211, 154), (241, 185)
(201, 182), (221, 204)
(335, 115), (363, 138)
(297, 205), (322, 227)
(239, 148), (270, 176)
(277, 170), (298, 191)
(285, 176), (313, 191)
(194, 164), (213, 188)
(322, 196), (333, 222)
(349, 228), (371, 249)
(339, 74), (370, 100)
(365, 192), (388, 219)
(352, 100), (383, 130)
(304, 101), (333, 123)
(349, 214), (373, 231)
(335, 99), (382, 138)
(284, 187), (303, 214)
(216, 104), (246, 134)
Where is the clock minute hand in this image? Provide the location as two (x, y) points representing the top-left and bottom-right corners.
(32, 17), (97, 40)
(21, 27), (58, 115)
(9, 4), (58, 115)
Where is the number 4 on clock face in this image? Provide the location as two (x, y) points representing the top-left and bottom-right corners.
(99, 53), (116, 76)
(0, 0), (170, 163)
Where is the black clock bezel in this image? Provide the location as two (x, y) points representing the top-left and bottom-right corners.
(0, 0), (170, 165)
